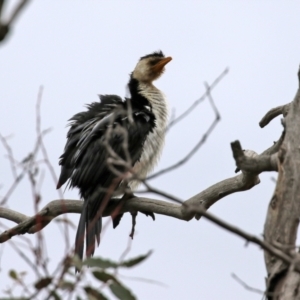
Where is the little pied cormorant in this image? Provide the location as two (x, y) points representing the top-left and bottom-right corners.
(57, 51), (172, 262)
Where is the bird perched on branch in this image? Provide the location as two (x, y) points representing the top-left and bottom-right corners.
(57, 51), (172, 263)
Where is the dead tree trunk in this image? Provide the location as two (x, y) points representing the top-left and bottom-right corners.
(264, 68), (300, 299)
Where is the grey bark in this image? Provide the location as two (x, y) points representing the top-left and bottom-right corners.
(263, 68), (300, 300)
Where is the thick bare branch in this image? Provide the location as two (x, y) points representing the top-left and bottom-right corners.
(1, 130), (276, 244)
(231, 141), (278, 173)
(0, 161), (261, 242)
(259, 104), (290, 128)
(187, 173), (259, 220)
(0, 206), (28, 224)
(2, 189), (299, 277)
(261, 131), (285, 156)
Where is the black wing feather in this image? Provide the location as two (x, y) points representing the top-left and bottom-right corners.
(57, 95), (155, 262)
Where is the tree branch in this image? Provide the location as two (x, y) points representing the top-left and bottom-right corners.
(0, 157), (260, 243)
(149, 72), (223, 180)
(2, 186), (299, 276)
(259, 104), (290, 128)
(4, 131), (284, 245)
(231, 141), (278, 173)
(0, 0), (31, 42)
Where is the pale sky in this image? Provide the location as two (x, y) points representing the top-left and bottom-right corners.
(1, 1), (300, 299)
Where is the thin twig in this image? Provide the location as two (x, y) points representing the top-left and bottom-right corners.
(231, 273), (268, 296)
(6, 0), (31, 26)
(9, 240), (41, 278)
(148, 82), (221, 180)
(119, 274), (167, 287)
(0, 172), (25, 205)
(35, 87), (69, 250)
(0, 134), (18, 179)
(190, 205), (293, 268)
(168, 68), (228, 128)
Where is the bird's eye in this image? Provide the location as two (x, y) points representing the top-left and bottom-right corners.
(149, 60), (159, 66)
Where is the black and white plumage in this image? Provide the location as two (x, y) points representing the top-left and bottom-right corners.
(57, 51), (172, 262)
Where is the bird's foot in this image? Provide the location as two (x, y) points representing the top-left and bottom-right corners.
(122, 188), (137, 201)
(123, 190), (155, 220)
(112, 188), (155, 236)
(111, 189), (137, 229)
(129, 211), (137, 239)
(128, 210), (155, 239)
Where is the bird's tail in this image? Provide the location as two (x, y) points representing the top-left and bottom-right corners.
(75, 202), (102, 271)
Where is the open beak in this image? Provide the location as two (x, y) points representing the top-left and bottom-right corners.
(152, 56), (172, 73)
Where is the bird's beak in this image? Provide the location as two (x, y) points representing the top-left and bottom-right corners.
(152, 56), (172, 73)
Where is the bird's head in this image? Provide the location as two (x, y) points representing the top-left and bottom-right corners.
(132, 51), (172, 83)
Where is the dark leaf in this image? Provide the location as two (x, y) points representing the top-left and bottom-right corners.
(120, 251), (152, 268)
(109, 282), (136, 300)
(9, 270), (18, 280)
(84, 286), (109, 300)
(49, 291), (61, 300)
(34, 277), (52, 290)
(84, 257), (118, 269)
(92, 271), (116, 283)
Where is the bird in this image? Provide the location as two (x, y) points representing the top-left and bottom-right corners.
(57, 51), (172, 263)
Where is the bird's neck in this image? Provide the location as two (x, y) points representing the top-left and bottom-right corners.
(128, 77), (152, 107)
(128, 77), (168, 131)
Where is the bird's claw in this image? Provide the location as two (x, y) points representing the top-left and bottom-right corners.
(140, 211), (155, 221)
(112, 213), (124, 229)
(111, 190), (137, 229)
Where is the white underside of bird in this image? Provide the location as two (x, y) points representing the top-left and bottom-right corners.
(128, 83), (168, 190)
